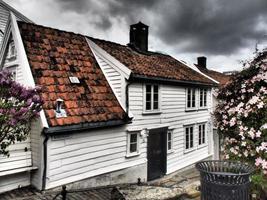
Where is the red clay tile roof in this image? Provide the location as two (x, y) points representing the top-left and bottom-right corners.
(90, 38), (216, 85)
(18, 22), (128, 128)
(195, 65), (231, 85)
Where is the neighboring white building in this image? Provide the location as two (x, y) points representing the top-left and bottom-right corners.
(0, 15), (218, 193)
(195, 57), (231, 159)
(0, 1), (33, 193)
(0, 0), (32, 46)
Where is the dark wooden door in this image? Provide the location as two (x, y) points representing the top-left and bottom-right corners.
(147, 127), (167, 181)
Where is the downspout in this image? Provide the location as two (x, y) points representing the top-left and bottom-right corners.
(125, 81), (132, 115)
(42, 128), (49, 190)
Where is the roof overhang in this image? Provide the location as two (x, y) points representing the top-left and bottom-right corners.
(129, 74), (218, 88)
(43, 119), (131, 135)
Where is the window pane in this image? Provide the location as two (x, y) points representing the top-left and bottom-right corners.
(130, 143), (137, 153)
(203, 125), (206, 143)
(192, 90), (195, 107)
(168, 141), (172, 150)
(168, 132), (172, 142)
(153, 101), (158, 110)
(204, 90), (207, 107)
(199, 125), (202, 145)
(190, 127), (193, 148)
(146, 101), (151, 110)
(145, 85), (152, 110)
(153, 85), (158, 94)
(200, 90), (203, 107)
(146, 85), (151, 93)
(186, 128), (189, 149)
(130, 134), (137, 143)
(187, 89), (191, 107)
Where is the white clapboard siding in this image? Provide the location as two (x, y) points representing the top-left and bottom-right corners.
(0, 151), (32, 171)
(127, 83), (212, 174)
(46, 125), (147, 189)
(95, 55), (123, 100)
(0, 5), (9, 45)
(0, 33), (34, 192)
(30, 119), (43, 190)
(0, 1), (32, 46)
(0, 172), (30, 194)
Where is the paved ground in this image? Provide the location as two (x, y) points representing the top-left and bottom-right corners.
(0, 187), (113, 200)
(117, 167), (201, 200)
(0, 167), (201, 200)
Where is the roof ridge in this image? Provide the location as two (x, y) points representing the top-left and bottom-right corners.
(18, 21), (173, 58)
(18, 21), (86, 38)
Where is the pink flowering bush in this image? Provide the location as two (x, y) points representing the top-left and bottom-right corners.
(0, 70), (43, 156)
(214, 52), (267, 194)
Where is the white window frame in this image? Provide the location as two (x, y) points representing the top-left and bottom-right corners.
(186, 88), (197, 110)
(199, 88), (208, 109)
(126, 132), (140, 157)
(143, 84), (161, 114)
(167, 129), (174, 153)
(198, 123), (207, 148)
(184, 125), (195, 153)
(7, 41), (16, 60)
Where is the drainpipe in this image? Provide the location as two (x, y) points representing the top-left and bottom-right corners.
(42, 129), (49, 190)
(125, 81), (132, 115)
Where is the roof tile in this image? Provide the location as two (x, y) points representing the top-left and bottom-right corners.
(91, 38), (216, 85)
(18, 22), (128, 128)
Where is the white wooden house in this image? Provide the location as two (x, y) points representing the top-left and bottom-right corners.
(0, 1), (33, 193)
(0, 15), (218, 193)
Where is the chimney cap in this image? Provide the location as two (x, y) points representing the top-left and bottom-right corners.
(130, 21), (149, 28)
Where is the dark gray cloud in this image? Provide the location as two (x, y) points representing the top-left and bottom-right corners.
(54, 0), (267, 55)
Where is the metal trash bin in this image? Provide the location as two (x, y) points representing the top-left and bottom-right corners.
(195, 160), (254, 200)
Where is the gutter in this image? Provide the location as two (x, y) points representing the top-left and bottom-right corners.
(129, 74), (218, 88)
(42, 128), (49, 190)
(43, 119), (130, 135)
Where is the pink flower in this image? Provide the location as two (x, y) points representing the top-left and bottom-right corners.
(255, 130), (262, 137)
(248, 96), (259, 105)
(257, 101), (264, 109)
(229, 117), (236, 127)
(255, 157), (263, 166)
(262, 160), (267, 169)
(248, 129), (255, 139)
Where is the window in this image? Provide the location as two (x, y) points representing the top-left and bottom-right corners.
(186, 88), (196, 109)
(8, 41), (16, 59)
(126, 132), (140, 157)
(145, 84), (159, 112)
(198, 123), (206, 146)
(199, 89), (207, 108)
(185, 126), (194, 150)
(167, 130), (173, 152)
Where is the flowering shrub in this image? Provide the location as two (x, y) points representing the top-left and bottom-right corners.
(214, 52), (267, 192)
(0, 70), (43, 156)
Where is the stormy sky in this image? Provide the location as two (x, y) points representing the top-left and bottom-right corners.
(6, 0), (267, 72)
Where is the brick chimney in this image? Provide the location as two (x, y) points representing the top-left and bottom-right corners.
(130, 21), (149, 52)
(197, 56), (207, 68)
